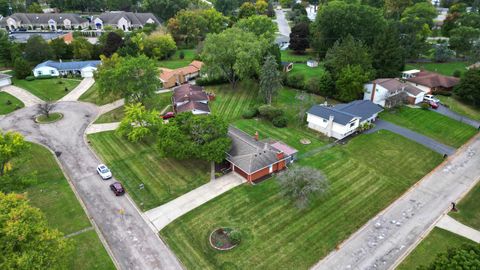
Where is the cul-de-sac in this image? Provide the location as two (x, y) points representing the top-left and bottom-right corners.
(0, 0), (479, 269)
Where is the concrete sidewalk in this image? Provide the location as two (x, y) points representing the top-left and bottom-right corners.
(436, 215), (480, 243)
(86, 122), (120, 134)
(60, 77), (95, 102)
(1, 85), (43, 106)
(312, 134), (480, 270)
(99, 99), (124, 115)
(145, 173), (246, 232)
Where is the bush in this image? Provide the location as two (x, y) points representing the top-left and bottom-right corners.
(6, 100), (12, 105)
(228, 230), (242, 245)
(306, 77), (321, 94)
(420, 102), (430, 110)
(258, 105), (284, 120)
(285, 73), (305, 90)
(272, 115), (288, 127)
(453, 69), (462, 77)
(13, 58), (32, 80)
(242, 107), (258, 119)
(25, 76), (35, 81)
(35, 75), (54, 80)
(179, 51), (185, 59)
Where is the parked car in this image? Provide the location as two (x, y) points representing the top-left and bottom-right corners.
(162, 112), (175, 120)
(109, 182), (125, 196)
(424, 94), (440, 103)
(96, 164), (112, 180)
(429, 101), (439, 109)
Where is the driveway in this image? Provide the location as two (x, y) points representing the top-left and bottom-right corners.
(1, 85), (43, 106)
(0, 102), (183, 270)
(433, 105), (480, 128)
(367, 120), (456, 156)
(274, 8), (291, 38)
(312, 134), (480, 270)
(60, 77), (95, 102)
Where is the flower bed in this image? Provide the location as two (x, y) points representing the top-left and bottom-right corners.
(209, 228), (240, 251)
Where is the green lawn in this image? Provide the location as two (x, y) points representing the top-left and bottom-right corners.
(95, 106), (125, 123)
(11, 143), (114, 269)
(397, 228), (475, 270)
(450, 181), (480, 230)
(160, 131), (443, 270)
(281, 50), (316, 63)
(0, 92), (24, 115)
(288, 63), (326, 80)
(12, 77), (81, 101)
(438, 95), (480, 122)
(88, 131), (210, 210)
(380, 107), (477, 148)
(405, 61), (468, 76)
(158, 49), (197, 69)
(79, 83), (121, 106)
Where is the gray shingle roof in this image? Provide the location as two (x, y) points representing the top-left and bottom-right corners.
(307, 105), (358, 125)
(34, 60), (101, 71)
(308, 100), (383, 125)
(96, 12), (160, 26)
(4, 13), (87, 25)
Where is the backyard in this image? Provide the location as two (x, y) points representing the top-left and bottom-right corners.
(0, 92), (24, 114)
(87, 131), (210, 210)
(11, 143), (114, 270)
(438, 95), (480, 122)
(160, 131), (444, 270)
(288, 63), (325, 79)
(158, 49), (197, 69)
(12, 76), (81, 101)
(280, 49), (316, 63)
(404, 61), (468, 76)
(380, 106), (477, 148)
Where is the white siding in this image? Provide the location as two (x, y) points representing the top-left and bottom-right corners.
(364, 83), (389, 107)
(33, 66), (59, 77)
(80, 66), (97, 78)
(0, 77), (12, 87)
(306, 113), (359, 140)
(407, 82), (431, 93)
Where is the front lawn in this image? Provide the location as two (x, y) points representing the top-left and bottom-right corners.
(380, 107), (477, 148)
(95, 106), (125, 123)
(405, 61), (468, 76)
(438, 95), (480, 122)
(158, 49), (197, 69)
(79, 83), (121, 106)
(160, 131), (443, 270)
(0, 92), (24, 114)
(88, 131), (210, 210)
(12, 77), (81, 101)
(449, 181), (480, 230)
(11, 143), (114, 269)
(397, 228), (475, 270)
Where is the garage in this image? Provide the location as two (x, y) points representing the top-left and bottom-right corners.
(81, 66), (97, 78)
(0, 74), (12, 88)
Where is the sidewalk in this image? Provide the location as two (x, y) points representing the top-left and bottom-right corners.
(1, 85), (43, 107)
(60, 77), (95, 102)
(145, 173), (246, 232)
(436, 215), (480, 243)
(98, 99), (124, 115)
(86, 122), (120, 134)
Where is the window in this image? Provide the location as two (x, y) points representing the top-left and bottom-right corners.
(350, 122), (355, 127)
(323, 119), (327, 123)
(37, 71), (42, 75)
(50, 70), (55, 75)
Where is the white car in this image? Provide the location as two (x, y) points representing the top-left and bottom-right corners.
(97, 164), (112, 180)
(424, 94), (440, 104)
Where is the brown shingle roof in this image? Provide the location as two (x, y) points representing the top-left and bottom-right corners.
(158, 61), (203, 82)
(406, 71), (459, 88)
(176, 101), (210, 113)
(373, 78), (423, 96)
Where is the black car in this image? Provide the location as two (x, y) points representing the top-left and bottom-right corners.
(109, 182), (125, 196)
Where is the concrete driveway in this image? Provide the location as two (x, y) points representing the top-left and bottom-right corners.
(433, 105), (480, 128)
(274, 9), (291, 38)
(0, 102), (182, 270)
(1, 85), (43, 107)
(60, 77), (95, 102)
(367, 120), (456, 156)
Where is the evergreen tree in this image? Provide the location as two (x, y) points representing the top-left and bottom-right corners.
(259, 55), (282, 104)
(371, 22), (405, 77)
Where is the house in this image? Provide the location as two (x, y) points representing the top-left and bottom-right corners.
(275, 34), (289, 49)
(2, 13), (89, 31)
(402, 70), (459, 93)
(0, 73), (12, 87)
(33, 60), (101, 78)
(364, 78), (425, 108)
(159, 61), (204, 89)
(7, 31), (73, 43)
(226, 127), (297, 183)
(281, 62), (293, 72)
(92, 12), (160, 31)
(306, 100), (383, 140)
(307, 60), (318, 68)
(172, 84), (211, 115)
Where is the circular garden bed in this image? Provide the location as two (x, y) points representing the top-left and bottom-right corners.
(209, 228), (241, 251)
(35, 112), (63, 124)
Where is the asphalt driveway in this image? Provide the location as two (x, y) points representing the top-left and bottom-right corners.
(367, 120), (456, 156)
(0, 102), (182, 270)
(433, 105), (480, 128)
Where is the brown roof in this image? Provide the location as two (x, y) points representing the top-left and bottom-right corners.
(172, 84), (208, 103)
(406, 71), (459, 88)
(373, 78), (423, 96)
(176, 101), (210, 113)
(159, 61), (203, 82)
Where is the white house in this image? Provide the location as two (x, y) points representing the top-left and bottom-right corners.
(364, 78), (425, 108)
(1, 13), (89, 31)
(0, 73), (12, 87)
(33, 60), (101, 78)
(92, 12), (160, 31)
(306, 100), (383, 140)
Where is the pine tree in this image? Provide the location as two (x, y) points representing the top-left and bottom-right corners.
(259, 55), (282, 104)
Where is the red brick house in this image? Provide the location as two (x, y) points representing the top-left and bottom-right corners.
(226, 127), (297, 183)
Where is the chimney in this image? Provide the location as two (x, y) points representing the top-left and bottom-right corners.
(370, 82), (376, 102)
(327, 115), (334, 137)
(254, 131), (259, 141)
(276, 152), (284, 160)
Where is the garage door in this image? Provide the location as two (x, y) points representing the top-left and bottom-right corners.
(81, 70), (94, 78)
(0, 78), (12, 87)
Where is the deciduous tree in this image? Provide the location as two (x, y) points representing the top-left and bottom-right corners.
(142, 0), (190, 21)
(144, 32), (177, 60)
(24, 35), (53, 64)
(289, 22), (310, 54)
(49, 38), (73, 60)
(117, 103), (161, 142)
(259, 55), (282, 104)
(418, 244), (480, 270)
(449, 26), (480, 58)
(234, 15), (277, 43)
(336, 65), (370, 102)
(101, 31), (124, 57)
(72, 37), (94, 60)
(0, 131), (28, 176)
(239, 2), (256, 18)
(13, 57), (32, 79)
(27, 2), (42, 13)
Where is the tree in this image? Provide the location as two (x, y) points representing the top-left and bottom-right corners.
(13, 58), (32, 79)
(0, 192), (72, 269)
(144, 32), (177, 60)
(449, 26), (480, 58)
(215, 0), (239, 15)
(234, 15), (277, 43)
(101, 31), (124, 57)
(311, 1), (386, 56)
(117, 103), (161, 142)
(259, 55), (282, 104)
(0, 131), (28, 176)
(239, 2), (256, 18)
(27, 2), (42, 13)
(401, 2), (437, 28)
(361, 0), (385, 8)
(277, 166), (329, 209)
(49, 39), (72, 60)
(384, 0), (412, 19)
(318, 71), (336, 98)
(37, 102), (56, 119)
(142, 0), (190, 21)
(255, 0), (268, 14)
(157, 113), (231, 163)
(336, 65), (370, 102)
(371, 22), (405, 78)
(418, 244), (480, 270)
(72, 37), (93, 60)
(434, 43), (455, 62)
(202, 28), (266, 88)
(24, 35), (53, 64)
(95, 54), (160, 104)
(289, 22), (310, 54)
(454, 68), (480, 106)
(324, 35), (374, 79)
(0, 31), (12, 65)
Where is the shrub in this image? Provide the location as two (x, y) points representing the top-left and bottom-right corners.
(13, 58), (32, 79)
(258, 105), (284, 120)
(453, 69), (462, 77)
(420, 102), (430, 110)
(228, 230), (242, 245)
(272, 115), (288, 127)
(25, 76), (35, 81)
(242, 107), (258, 119)
(306, 77), (321, 94)
(286, 73), (305, 90)
(179, 51), (185, 59)
(6, 100), (12, 105)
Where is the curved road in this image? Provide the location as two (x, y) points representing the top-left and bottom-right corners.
(0, 102), (183, 270)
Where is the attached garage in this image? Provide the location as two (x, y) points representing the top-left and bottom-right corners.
(0, 74), (12, 88)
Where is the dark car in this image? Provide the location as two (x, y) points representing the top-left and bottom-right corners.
(109, 182), (125, 196)
(162, 112), (175, 120)
(429, 101), (439, 109)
